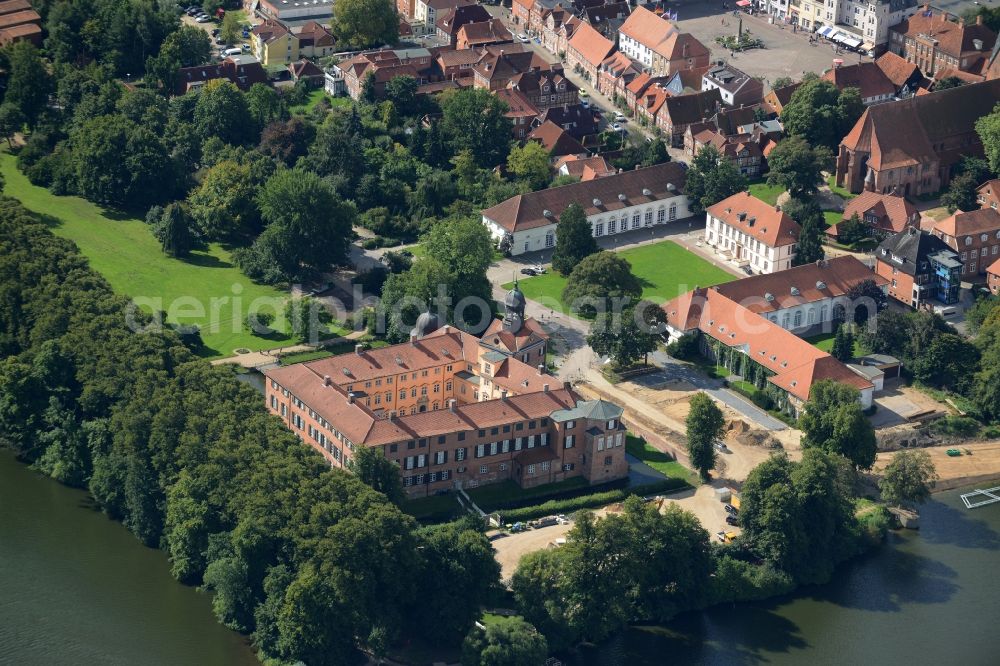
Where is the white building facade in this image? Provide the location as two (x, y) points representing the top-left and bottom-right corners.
(705, 214), (797, 274)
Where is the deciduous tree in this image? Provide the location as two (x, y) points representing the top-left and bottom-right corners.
(348, 445), (405, 506)
(440, 88), (512, 167)
(799, 380), (876, 470)
(684, 145), (747, 213)
(765, 135), (832, 199)
(332, 0), (399, 48)
(562, 252), (641, 318)
(507, 141), (551, 190)
(551, 203), (598, 275)
(462, 617), (548, 666)
(879, 450), (938, 508)
(685, 392), (723, 480)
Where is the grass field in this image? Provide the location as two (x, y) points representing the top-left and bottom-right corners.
(806, 331), (861, 357)
(289, 89), (351, 115)
(823, 210), (842, 227)
(826, 174), (856, 200)
(625, 435), (697, 484)
(505, 241), (736, 314)
(0, 152), (298, 358)
(748, 179), (785, 206)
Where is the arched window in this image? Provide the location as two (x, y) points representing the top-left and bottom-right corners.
(657, 206), (666, 223)
(793, 310), (802, 328)
(966, 236), (973, 246)
(807, 308), (816, 324)
(781, 314), (790, 328)
(669, 203), (677, 220)
(608, 216), (617, 234)
(820, 305), (828, 321)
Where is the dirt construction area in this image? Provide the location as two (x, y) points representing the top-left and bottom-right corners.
(875, 441), (1000, 492)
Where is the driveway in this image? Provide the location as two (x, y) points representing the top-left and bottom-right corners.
(648, 351), (788, 431)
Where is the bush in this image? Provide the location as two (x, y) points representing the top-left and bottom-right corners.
(666, 333), (700, 360)
(361, 237), (380, 250)
(498, 478), (688, 523)
(930, 415), (980, 438)
(707, 556), (795, 606)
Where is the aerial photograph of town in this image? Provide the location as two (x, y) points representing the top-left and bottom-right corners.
(2, 0), (1000, 663)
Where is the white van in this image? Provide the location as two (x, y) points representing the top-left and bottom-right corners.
(223, 47), (242, 56)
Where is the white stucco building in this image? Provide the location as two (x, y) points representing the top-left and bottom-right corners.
(481, 163), (691, 256)
(704, 192), (800, 274)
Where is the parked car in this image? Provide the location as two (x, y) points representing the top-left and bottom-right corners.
(610, 122), (624, 132)
(724, 504), (739, 516)
(518, 33), (530, 43)
(581, 100), (590, 109)
(520, 267), (540, 276)
(196, 15), (211, 23)
(714, 441), (730, 453)
(579, 89), (589, 98)
(614, 112), (627, 122)
(725, 515), (739, 526)
(211, 28), (220, 36)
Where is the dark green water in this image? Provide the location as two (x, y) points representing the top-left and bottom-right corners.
(0, 450), (259, 666)
(581, 483), (1000, 666)
(3, 445), (999, 666)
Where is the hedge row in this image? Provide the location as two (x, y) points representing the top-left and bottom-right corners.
(498, 478), (690, 523)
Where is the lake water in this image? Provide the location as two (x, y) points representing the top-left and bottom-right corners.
(3, 446), (999, 666)
(581, 482), (1000, 665)
(0, 450), (259, 666)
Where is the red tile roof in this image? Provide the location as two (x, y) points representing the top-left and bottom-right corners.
(482, 162), (688, 233)
(567, 21), (614, 67)
(706, 192), (800, 248)
(933, 207), (1000, 237)
(662, 289), (872, 402)
(821, 62), (895, 100)
(712, 255), (886, 315)
(831, 190), (919, 237)
(527, 120), (587, 157)
(874, 51), (921, 88)
(890, 11), (996, 59)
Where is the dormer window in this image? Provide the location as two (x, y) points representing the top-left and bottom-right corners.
(966, 236), (973, 246)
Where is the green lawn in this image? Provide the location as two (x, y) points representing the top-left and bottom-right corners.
(826, 174), (856, 200)
(823, 210), (842, 227)
(401, 493), (462, 522)
(466, 477), (589, 512)
(748, 179), (786, 206)
(277, 349), (334, 364)
(624, 435), (697, 483)
(806, 331), (861, 357)
(0, 152), (297, 358)
(505, 241), (736, 315)
(289, 89), (350, 115)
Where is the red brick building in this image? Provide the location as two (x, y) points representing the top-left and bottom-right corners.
(932, 207), (1000, 280)
(889, 8), (996, 78)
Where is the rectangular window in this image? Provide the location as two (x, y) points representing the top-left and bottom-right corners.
(515, 438), (523, 451)
(476, 444), (486, 458)
(458, 432), (466, 441)
(616, 432), (623, 447)
(499, 462), (507, 471)
(565, 434), (575, 449)
(390, 444), (398, 453)
(604, 455), (613, 466)
(632, 213), (640, 229)
(540, 433), (549, 446)
(563, 463), (574, 472)
(541, 461), (550, 471)
(527, 435), (536, 448)
(490, 441), (498, 455)
(435, 451), (446, 465)
(502, 439), (511, 453)
(438, 435), (446, 444)
(597, 437), (604, 451)
(456, 448), (466, 461)
(480, 464), (488, 474)
(417, 454), (426, 468)
(527, 464), (536, 475)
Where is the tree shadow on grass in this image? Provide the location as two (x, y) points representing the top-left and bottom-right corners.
(179, 251), (234, 269)
(34, 212), (63, 229)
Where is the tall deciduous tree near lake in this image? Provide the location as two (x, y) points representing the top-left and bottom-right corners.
(686, 393), (724, 480)
(799, 380), (876, 470)
(879, 450), (938, 509)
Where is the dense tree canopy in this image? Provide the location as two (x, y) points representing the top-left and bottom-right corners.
(781, 77), (864, 150)
(684, 145), (747, 213)
(686, 393), (723, 480)
(879, 450), (938, 508)
(765, 135), (832, 199)
(562, 252), (642, 317)
(462, 617), (548, 666)
(440, 88), (512, 168)
(331, 0), (399, 48)
(0, 198), (497, 662)
(798, 380), (877, 470)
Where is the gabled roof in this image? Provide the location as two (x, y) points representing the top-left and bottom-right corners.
(554, 154), (615, 180)
(933, 207), (1000, 237)
(496, 88), (540, 118)
(457, 18), (512, 45)
(703, 63), (763, 100)
(618, 5), (675, 52)
(762, 82), (801, 115)
(890, 11), (996, 59)
(977, 178), (1000, 209)
(662, 289), (872, 402)
(289, 59), (324, 80)
(840, 78), (1000, 170)
(437, 3), (491, 36)
(987, 257), (1000, 277)
(822, 62), (895, 100)
(482, 162), (687, 233)
(874, 51), (921, 88)
(712, 255), (887, 315)
(838, 191), (919, 235)
(567, 21), (615, 67)
(551, 398), (623, 422)
(706, 192), (800, 248)
(661, 88), (723, 126)
(876, 227), (959, 276)
(537, 103), (598, 138)
(527, 120), (587, 157)
(297, 21), (335, 47)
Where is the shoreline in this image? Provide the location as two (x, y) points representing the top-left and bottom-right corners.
(876, 441), (1000, 495)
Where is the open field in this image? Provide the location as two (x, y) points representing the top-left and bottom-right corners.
(506, 240), (736, 314)
(289, 89), (351, 115)
(0, 153), (296, 357)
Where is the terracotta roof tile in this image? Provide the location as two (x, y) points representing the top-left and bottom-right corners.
(567, 21), (614, 67)
(839, 191), (919, 235)
(890, 11), (996, 59)
(933, 207), (1000, 237)
(706, 192), (800, 248)
(874, 51), (921, 88)
(527, 120), (587, 157)
(821, 62), (895, 100)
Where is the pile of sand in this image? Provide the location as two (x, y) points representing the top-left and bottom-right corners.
(737, 429), (784, 450)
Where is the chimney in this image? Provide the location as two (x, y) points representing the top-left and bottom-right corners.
(978, 14), (984, 26)
(775, 204), (781, 212)
(355, 344), (363, 355)
(543, 383), (550, 392)
(500, 390), (508, 401)
(443, 324), (450, 333)
(348, 393), (355, 404)
(323, 375), (331, 386)
(563, 380), (572, 391)
(537, 363), (546, 375)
